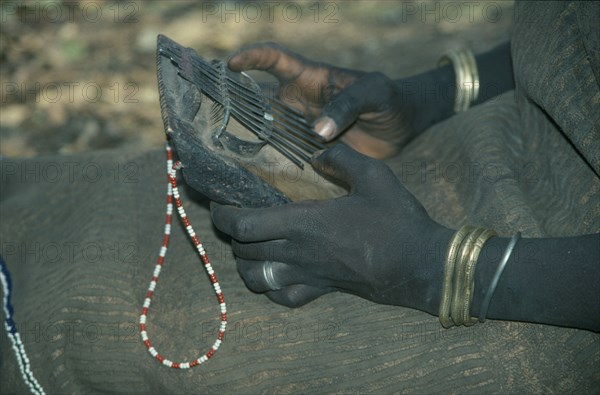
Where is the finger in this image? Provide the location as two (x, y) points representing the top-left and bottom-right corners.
(211, 201), (307, 242)
(266, 284), (333, 307)
(232, 239), (308, 264)
(236, 258), (312, 293)
(311, 144), (390, 193)
(228, 42), (308, 81)
(313, 72), (395, 141)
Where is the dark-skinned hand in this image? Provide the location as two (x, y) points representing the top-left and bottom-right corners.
(211, 144), (453, 310)
(228, 43), (417, 158)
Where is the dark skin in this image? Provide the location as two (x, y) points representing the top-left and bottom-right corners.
(211, 42), (600, 332)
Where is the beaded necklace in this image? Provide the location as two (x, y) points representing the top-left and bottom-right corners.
(0, 143), (220, 395)
(138, 143), (227, 368)
(1, 255), (46, 394)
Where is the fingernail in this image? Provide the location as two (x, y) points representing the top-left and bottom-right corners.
(313, 117), (337, 141)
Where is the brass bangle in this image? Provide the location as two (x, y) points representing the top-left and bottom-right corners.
(439, 225), (473, 328)
(461, 229), (496, 325)
(441, 225), (497, 327)
(438, 47), (480, 113)
(451, 228), (484, 325)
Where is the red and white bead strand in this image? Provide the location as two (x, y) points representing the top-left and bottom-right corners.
(139, 143), (227, 369)
(1, 255), (46, 394)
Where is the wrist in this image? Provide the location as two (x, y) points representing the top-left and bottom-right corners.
(407, 222), (455, 315)
(396, 64), (456, 135)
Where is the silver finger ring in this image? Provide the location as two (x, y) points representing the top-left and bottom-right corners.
(262, 261), (282, 291)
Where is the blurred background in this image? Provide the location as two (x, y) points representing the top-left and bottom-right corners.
(0, 0), (513, 158)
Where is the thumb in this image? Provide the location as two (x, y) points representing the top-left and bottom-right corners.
(311, 144), (387, 192)
(313, 72), (393, 141)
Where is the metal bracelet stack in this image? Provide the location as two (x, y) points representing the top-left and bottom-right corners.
(439, 225), (496, 327)
(438, 47), (480, 112)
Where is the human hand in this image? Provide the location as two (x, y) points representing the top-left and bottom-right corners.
(228, 43), (417, 159)
(211, 144), (452, 311)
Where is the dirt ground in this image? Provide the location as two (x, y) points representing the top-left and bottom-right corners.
(1, 0), (513, 158)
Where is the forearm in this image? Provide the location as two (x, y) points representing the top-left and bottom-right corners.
(423, 229), (600, 331)
(472, 233), (600, 332)
(403, 41), (514, 133)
